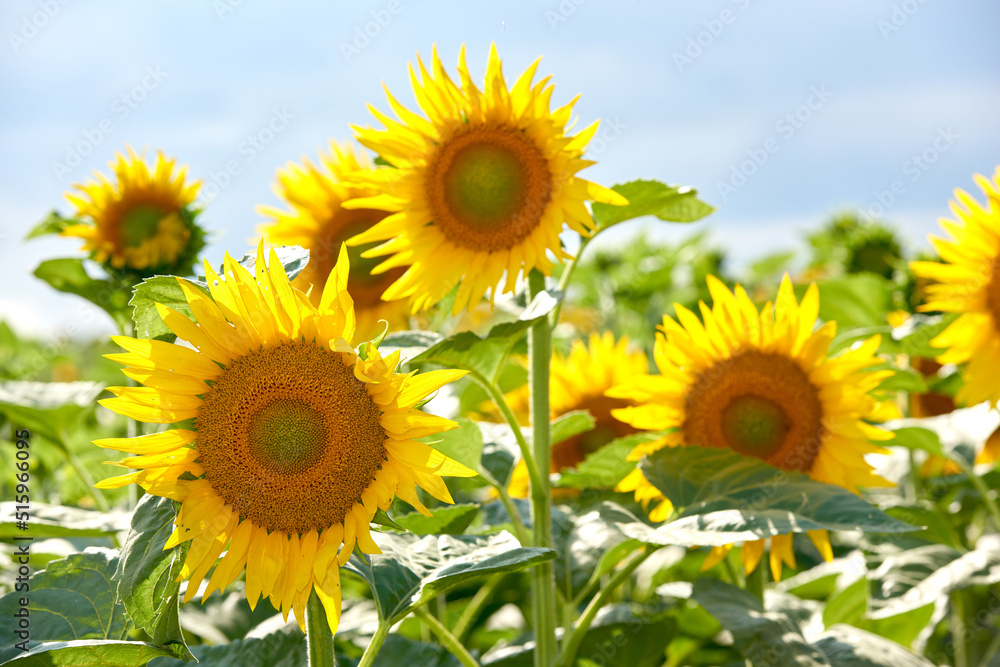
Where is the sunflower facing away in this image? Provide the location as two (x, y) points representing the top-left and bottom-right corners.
(258, 141), (411, 342)
(62, 147), (204, 275)
(345, 43), (627, 314)
(93, 242), (475, 631)
(501, 332), (648, 498)
(607, 276), (894, 580)
(911, 167), (1000, 407)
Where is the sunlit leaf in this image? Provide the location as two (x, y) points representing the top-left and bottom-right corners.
(591, 180), (714, 230)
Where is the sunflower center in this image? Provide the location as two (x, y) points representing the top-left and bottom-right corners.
(427, 124), (553, 252)
(247, 399), (327, 475)
(683, 350), (824, 472)
(120, 204), (168, 247)
(551, 395), (636, 472)
(196, 341), (387, 533)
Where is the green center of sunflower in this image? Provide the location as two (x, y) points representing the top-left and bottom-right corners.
(721, 395), (791, 458)
(444, 143), (527, 228)
(247, 398), (328, 475)
(121, 204), (168, 247)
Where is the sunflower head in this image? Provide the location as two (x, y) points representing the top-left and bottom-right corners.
(258, 141), (411, 342)
(911, 167), (1000, 406)
(93, 241), (475, 631)
(61, 146), (205, 276)
(344, 43), (627, 315)
(607, 276), (893, 579)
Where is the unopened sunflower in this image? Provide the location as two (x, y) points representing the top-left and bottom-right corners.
(500, 332), (647, 498)
(93, 243), (475, 631)
(258, 141), (411, 341)
(911, 167), (1000, 407)
(346, 43), (627, 314)
(608, 276), (893, 580)
(61, 147), (204, 275)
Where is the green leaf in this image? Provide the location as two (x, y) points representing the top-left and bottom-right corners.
(638, 447), (916, 543)
(129, 276), (205, 341)
(392, 504), (480, 535)
(410, 291), (560, 383)
(2, 640), (176, 666)
(822, 577), (866, 627)
(382, 330), (446, 362)
(814, 274), (893, 332)
(556, 432), (664, 489)
(692, 578), (831, 666)
(875, 367), (928, 394)
(881, 501), (960, 548)
(32, 258), (132, 330)
(889, 425), (975, 468)
(869, 541), (1000, 619)
(363, 634), (464, 667)
(0, 502), (129, 539)
(25, 210), (78, 240)
(148, 629), (308, 667)
(882, 314), (957, 358)
(424, 417), (484, 475)
(591, 180), (714, 230)
(0, 381), (104, 450)
(550, 410), (595, 446)
(747, 250), (796, 282)
(0, 549), (127, 663)
(114, 494), (191, 661)
(812, 625), (935, 667)
(344, 531), (556, 623)
(553, 502), (645, 599)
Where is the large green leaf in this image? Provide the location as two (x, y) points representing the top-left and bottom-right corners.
(556, 432), (664, 489)
(0, 381), (104, 449)
(550, 410), (595, 447)
(344, 531), (556, 623)
(889, 420), (979, 469)
(128, 276), (203, 341)
(0, 549), (127, 663)
(0, 502), (128, 539)
(149, 629), (307, 667)
(881, 314), (957, 358)
(32, 258), (132, 330)
(409, 290), (560, 383)
(812, 625), (935, 667)
(553, 502), (644, 599)
(591, 180), (714, 230)
(813, 274), (893, 333)
(639, 447), (915, 542)
(424, 417), (484, 475)
(366, 634), (465, 667)
(869, 542), (1000, 619)
(2, 640), (175, 666)
(114, 495), (191, 661)
(392, 504), (480, 536)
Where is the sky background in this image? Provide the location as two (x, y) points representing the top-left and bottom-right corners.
(2, 0), (999, 338)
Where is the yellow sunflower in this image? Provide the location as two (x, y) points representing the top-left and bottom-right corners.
(607, 276), (893, 581)
(62, 146), (204, 274)
(258, 141), (412, 342)
(345, 43), (627, 314)
(93, 242), (475, 631)
(500, 332), (648, 498)
(911, 167), (1000, 407)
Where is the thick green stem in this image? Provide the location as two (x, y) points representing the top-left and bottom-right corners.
(746, 561), (766, 604)
(549, 236), (591, 328)
(306, 590), (337, 667)
(357, 621), (391, 667)
(557, 546), (658, 667)
(528, 270), (557, 667)
(415, 607), (481, 667)
(477, 377), (543, 500)
(454, 574), (506, 643)
(951, 590), (968, 667)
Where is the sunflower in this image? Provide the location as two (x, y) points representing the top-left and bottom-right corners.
(607, 276), (893, 580)
(345, 43), (627, 315)
(499, 332), (648, 498)
(911, 167), (1000, 407)
(93, 242), (475, 631)
(258, 141), (411, 342)
(61, 147), (204, 275)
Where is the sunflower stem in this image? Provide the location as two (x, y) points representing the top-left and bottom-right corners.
(527, 269), (557, 667)
(305, 590), (337, 667)
(478, 378), (544, 504)
(951, 590), (968, 667)
(491, 482), (531, 546)
(746, 561), (766, 604)
(556, 546), (658, 667)
(357, 620), (390, 667)
(454, 574), (505, 643)
(549, 236), (591, 328)
(415, 607), (481, 667)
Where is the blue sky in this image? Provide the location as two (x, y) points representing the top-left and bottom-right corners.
(2, 0), (999, 337)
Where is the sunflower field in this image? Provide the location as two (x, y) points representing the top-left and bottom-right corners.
(3, 37), (1000, 667)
